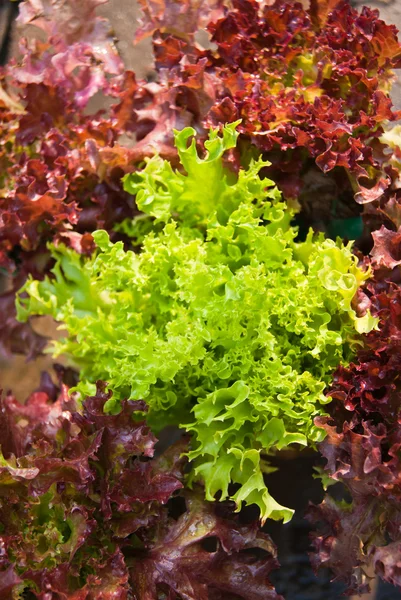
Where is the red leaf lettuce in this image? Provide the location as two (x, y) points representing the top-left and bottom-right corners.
(309, 213), (401, 594)
(0, 374), (282, 599)
(131, 0), (401, 217)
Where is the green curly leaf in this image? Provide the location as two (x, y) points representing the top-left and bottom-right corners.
(17, 123), (377, 522)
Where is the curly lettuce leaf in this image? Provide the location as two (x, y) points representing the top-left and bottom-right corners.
(17, 124), (376, 522)
(123, 120), (241, 225)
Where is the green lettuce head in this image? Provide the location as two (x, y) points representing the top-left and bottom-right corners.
(17, 123), (377, 523)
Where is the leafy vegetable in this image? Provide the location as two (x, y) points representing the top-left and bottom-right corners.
(309, 205), (401, 594)
(0, 0), (140, 361)
(135, 0), (227, 41)
(3, 0), (400, 268)
(2, 0), (401, 360)
(128, 0), (401, 219)
(0, 0), (127, 270)
(17, 124), (376, 522)
(0, 372), (282, 599)
(3, 0), (401, 594)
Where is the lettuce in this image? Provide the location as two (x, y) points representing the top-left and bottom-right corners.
(309, 205), (401, 594)
(3, 0), (401, 361)
(17, 123), (376, 522)
(0, 373), (282, 599)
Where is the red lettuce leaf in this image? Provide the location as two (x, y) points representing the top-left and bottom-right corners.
(371, 225), (401, 269)
(130, 0), (401, 231)
(0, 376), (282, 599)
(129, 490), (283, 600)
(15, 0), (123, 106)
(309, 225), (401, 593)
(135, 0), (228, 42)
(0, 566), (23, 598)
(99, 0), (399, 219)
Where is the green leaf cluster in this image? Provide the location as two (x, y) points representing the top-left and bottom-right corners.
(17, 123), (376, 522)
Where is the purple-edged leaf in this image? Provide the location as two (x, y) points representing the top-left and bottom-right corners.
(0, 375), (282, 598)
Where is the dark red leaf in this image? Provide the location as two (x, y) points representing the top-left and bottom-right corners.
(0, 375), (281, 598)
